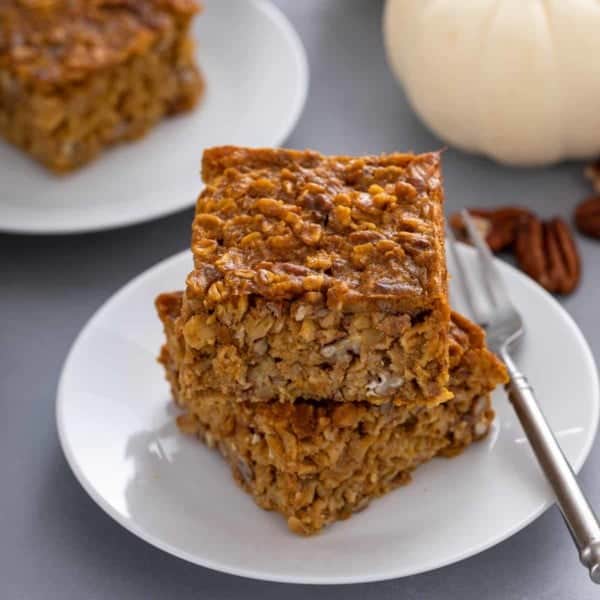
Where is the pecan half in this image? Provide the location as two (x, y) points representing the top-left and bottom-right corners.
(515, 216), (548, 288)
(546, 219), (581, 294)
(584, 159), (600, 193)
(515, 216), (580, 294)
(574, 196), (600, 239)
(449, 207), (533, 252)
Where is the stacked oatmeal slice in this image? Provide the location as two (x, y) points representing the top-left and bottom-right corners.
(155, 146), (507, 534)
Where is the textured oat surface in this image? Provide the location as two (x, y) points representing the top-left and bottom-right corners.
(156, 291), (508, 534)
(190, 146), (448, 311)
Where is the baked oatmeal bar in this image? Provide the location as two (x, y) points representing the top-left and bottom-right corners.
(180, 146), (451, 407)
(157, 292), (508, 535)
(0, 0), (203, 172)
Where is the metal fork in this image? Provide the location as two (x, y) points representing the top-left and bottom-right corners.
(449, 210), (600, 583)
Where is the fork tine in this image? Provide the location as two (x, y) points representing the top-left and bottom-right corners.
(446, 221), (486, 324)
(461, 210), (512, 311)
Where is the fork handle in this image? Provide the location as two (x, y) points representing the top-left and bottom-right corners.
(501, 350), (600, 583)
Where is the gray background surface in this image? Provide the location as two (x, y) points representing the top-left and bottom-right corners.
(1, 1), (599, 598)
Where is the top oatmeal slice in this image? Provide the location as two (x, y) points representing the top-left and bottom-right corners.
(179, 146), (451, 406)
(189, 146), (448, 313)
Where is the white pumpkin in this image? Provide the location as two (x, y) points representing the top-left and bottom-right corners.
(383, 0), (600, 166)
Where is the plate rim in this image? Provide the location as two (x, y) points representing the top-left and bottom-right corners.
(0, 0), (309, 236)
(56, 246), (600, 585)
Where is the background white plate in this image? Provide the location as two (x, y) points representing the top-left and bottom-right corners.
(0, 0), (308, 234)
(56, 246), (599, 584)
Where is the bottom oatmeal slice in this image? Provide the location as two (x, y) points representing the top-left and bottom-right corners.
(156, 292), (507, 535)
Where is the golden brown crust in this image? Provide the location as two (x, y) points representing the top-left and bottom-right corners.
(155, 288), (184, 319)
(189, 146), (448, 312)
(0, 0), (200, 87)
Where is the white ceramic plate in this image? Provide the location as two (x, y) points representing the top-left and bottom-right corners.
(56, 245), (599, 584)
(0, 0), (308, 234)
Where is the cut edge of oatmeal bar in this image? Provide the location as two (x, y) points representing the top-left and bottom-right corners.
(177, 292), (452, 405)
(175, 390), (497, 535)
(155, 291), (508, 534)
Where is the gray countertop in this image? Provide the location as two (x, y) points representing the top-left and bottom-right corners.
(2, 1), (599, 598)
